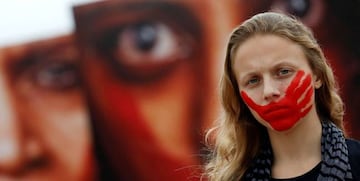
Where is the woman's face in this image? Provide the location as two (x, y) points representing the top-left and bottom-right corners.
(0, 36), (94, 181)
(232, 34), (321, 131)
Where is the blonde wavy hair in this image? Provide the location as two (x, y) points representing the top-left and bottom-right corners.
(204, 12), (345, 181)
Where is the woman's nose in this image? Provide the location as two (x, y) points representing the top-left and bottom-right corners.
(262, 78), (281, 102)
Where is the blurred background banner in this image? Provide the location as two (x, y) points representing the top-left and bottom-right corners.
(1, 0), (359, 180)
(0, 0), (98, 180)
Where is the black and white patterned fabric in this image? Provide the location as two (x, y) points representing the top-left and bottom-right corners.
(243, 121), (353, 181)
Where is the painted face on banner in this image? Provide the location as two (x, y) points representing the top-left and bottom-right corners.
(73, 0), (245, 180)
(0, 1), (96, 180)
(0, 36), (94, 181)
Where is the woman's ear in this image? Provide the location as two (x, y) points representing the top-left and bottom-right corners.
(313, 75), (322, 89)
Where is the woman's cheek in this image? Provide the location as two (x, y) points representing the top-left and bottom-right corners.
(241, 88), (261, 105)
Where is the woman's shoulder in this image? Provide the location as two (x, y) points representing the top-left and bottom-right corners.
(346, 138), (360, 180)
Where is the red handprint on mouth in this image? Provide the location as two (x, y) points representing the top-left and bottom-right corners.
(241, 70), (314, 131)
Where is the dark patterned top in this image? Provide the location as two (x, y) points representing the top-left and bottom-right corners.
(243, 122), (360, 181)
(268, 139), (360, 181)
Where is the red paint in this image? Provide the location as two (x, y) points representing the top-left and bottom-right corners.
(97, 77), (200, 180)
(241, 70), (314, 131)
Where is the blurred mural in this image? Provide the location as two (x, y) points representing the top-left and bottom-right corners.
(0, 0), (359, 180)
(0, 0), (95, 180)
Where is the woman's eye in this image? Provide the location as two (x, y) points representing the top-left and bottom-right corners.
(247, 77), (260, 86)
(278, 69), (291, 76)
(33, 61), (79, 91)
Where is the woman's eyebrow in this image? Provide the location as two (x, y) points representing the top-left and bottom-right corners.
(272, 61), (296, 68)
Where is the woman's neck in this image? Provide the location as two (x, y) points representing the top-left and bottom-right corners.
(268, 108), (322, 178)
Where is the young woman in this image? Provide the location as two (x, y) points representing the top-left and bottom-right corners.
(205, 12), (360, 180)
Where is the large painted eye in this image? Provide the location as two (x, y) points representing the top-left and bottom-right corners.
(33, 61), (79, 91)
(96, 20), (193, 83)
(284, 0), (310, 18)
(76, 2), (202, 84)
(270, 0), (325, 27)
(115, 21), (188, 68)
(11, 41), (81, 93)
